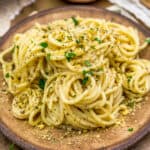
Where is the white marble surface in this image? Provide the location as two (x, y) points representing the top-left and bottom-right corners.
(0, 0), (35, 36)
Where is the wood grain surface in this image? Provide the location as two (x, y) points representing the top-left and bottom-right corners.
(141, 0), (150, 8)
(0, 6), (150, 150)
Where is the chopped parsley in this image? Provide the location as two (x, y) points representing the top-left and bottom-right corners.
(127, 76), (132, 83)
(5, 73), (10, 78)
(81, 70), (93, 85)
(65, 51), (76, 62)
(76, 39), (84, 49)
(48, 26), (51, 30)
(9, 144), (14, 150)
(67, 36), (72, 40)
(145, 38), (150, 44)
(81, 76), (89, 85)
(57, 39), (62, 42)
(80, 36), (84, 40)
(84, 60), (91, 67)
(128, 128), (133, 132)
(76, 39), (80, 44)
(71, 17), (79, 26)
(82, 70), (93, 77)
(90, 28), (94, 31)
(98, 67), (104, 72)
(16, 45), (19, 49)
(94, 37), (102, 44)
(79, 45), (84, 49)
(40, 42), (48, 48)
(91, 46), (95, 49)
(46, 53), (51, 61)
(39, 79), (46, 90)
(127, 100), (135, 108)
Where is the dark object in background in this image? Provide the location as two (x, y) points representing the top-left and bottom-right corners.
(65, 0), (97, 3)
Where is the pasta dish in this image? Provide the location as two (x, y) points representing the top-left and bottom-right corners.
(0, 17), (150, 129)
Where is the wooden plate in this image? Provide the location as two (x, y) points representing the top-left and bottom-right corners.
(0, 6), (150, 150)
(140, 0), (150, 9)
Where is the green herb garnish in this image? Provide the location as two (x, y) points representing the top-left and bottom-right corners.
(9, 143), (14, 150)
(94, 37), (102, 44)
(128, 128), (133, 132)
(76, 39), (80, 44)
(16, 45), (19, 49)
(145, 38), (150, 44)
(79, 45), (84, 49)
(82, 70), (93, 77)
(81, 70), (93, 85)
(5, 73), (10, 78)
(84, 60), (91, 67)
(57, 39), (62, 42)
(40, 42), (48, 48)
(127, 100), (135, 108)
(65, 51), (76, 62)
(67, 36), (72, 40)
(127, 76), (132, 83)
(82, 76), (89, 85)
(90, 46), (95, 49)
(98, 67), (104, 72)
(80, 36), (84, 40)
(71, 17), (79, 26)
(48, 26), (51, 30)
(39, 79), (46, 90)
(46, 53), (51, 61)
(90, 28), (94, 31)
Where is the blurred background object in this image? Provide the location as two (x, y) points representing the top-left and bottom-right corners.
(108, 0), (150, 28)
(0, 0), (150, 37)
(65, 0), (97, 3)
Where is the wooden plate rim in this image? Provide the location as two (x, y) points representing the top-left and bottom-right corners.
(0, 6), (150, 150)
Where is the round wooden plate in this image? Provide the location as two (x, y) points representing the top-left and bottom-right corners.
(140, 0), (150, 8)
(0, 6), (150, 150)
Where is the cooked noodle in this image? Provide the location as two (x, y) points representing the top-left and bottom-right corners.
(0, 17), (150, 129)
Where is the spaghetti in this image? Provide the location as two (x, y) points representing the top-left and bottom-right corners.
(0, 17), (150, 129)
